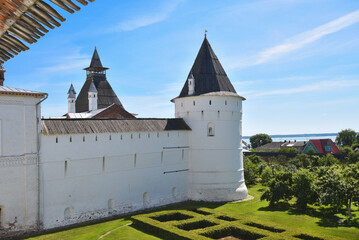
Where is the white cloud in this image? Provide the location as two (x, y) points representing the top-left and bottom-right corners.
(108, 0), (184, 32)
(235, 9), (359, 68)
(248, 79), (359, 98)
(40, 53), (90, 73)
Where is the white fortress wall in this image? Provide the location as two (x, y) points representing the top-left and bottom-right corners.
(39, 130), (189, 229)
(0, 94), (41, 234)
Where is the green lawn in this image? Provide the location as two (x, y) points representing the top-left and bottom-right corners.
(25, 185), (359, 240)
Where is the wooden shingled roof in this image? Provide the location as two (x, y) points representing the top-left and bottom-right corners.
(0, 0), (95, 63)
(41, 118), (191, 135)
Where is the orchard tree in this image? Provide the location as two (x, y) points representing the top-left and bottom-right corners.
(261, 171), (293, 206)
(292, 169), (318, 210)
(250, 133), (272, 149)
(335, 129), (357, 147)
(316, 164), (359, 219)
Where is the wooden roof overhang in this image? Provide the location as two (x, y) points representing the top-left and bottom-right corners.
(0, 0), (95, 63)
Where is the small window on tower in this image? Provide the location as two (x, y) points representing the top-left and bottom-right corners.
(207, 122), (215, 137)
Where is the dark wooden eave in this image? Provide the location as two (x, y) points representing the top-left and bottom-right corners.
(0, 0), (95, 63)
(41, 118), (191, 135)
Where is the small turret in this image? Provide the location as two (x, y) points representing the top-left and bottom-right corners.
(88, 81), (98, 111)
(0, 63), (5, 86)
(67, 84), (76, 113)
(188, 73), (195, 95)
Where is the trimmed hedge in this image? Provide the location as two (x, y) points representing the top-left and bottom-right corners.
(131, 208), (344, 240)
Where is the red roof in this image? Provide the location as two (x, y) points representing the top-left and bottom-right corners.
(309, 139), (340, 154)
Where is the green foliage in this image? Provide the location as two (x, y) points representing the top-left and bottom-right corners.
(247, 154), (264, 165)
(250, 133), (272, 149)
(244, 159), (259, 185)
(289, 153), (311, 169)
(336, 129), (357, 147)
(292, 169), (318, 210)
(278, 147), (298, 153)
(340, 146), (352, 154)
(261, 171), (293, 206)
(132, 207), (342, 240)
(307, 148), (316, 154)
(351, 141), (359, 150)
(318, 154), (340, 166)
(268, 155), (287, 166)
(260, 166), (273, 186)
(346, 152), (359, 164)
(315, 164), (359, 219)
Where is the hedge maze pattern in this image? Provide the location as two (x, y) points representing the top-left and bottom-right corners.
(132, 207), (343, 240)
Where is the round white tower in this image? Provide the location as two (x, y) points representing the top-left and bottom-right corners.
(88, 80), (98, 111)
(173, 36), (247, 201)
(67, 83), (76, 113)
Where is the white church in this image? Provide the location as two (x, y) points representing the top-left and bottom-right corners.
(0, 36), (247, 237)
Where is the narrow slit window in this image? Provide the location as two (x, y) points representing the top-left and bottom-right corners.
(109, 135), (112, 140)
(207, 122), (215, 137)
(102, 156), (106, 172)
(70, 137), (72, 142)
(56, 137), (58, 143)
(95, 136), (98, 141)
(209, 100), (211, 105)
(65, 160), (68, 176)
(193, 101), (195, 106)
(83, 136), (85, 142)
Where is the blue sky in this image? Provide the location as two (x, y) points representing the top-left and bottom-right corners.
(4, 0), (359, 135)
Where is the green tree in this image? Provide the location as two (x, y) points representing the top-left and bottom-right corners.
(346, 152), (359, 164)
(319, 154), (340, 166)
(335, 129), (357, 147)
(315, 164), (359, 219)
(340, 146), (352, 155)
(244, 159), (259, 185)
(292, 169), (318, 210)
(247, 154), (265, 165)
(250, 133), (272, 149)
(261, 171), (293, 206)
(261, 166), (273, 186)
(351, 141), (359, 151)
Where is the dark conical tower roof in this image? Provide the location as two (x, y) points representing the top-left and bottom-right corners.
(178, 37), (237, 98)
(76, 48), (123, 113)
(84, 47), (109, 72)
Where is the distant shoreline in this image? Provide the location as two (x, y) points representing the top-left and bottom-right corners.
(243, 133), (339, 139)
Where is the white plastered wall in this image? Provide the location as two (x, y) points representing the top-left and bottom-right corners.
(39, 130), (189, 229)
(0, 94), (41, 235)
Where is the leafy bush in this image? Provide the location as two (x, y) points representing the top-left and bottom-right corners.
(261, 171), (293, 206)
(352, 141), (359, 150)
(260, 166), (273, 185)
(245, 222), (285, 233)
(293, 169), (318, 210)
(340, 146), (352, 154)
(347, 152), (359, 164)
(244, 159), (259, 185)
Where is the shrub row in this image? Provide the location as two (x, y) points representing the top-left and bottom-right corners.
(131, 208), (344, 240)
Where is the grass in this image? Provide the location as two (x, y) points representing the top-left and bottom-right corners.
(25, 184), (359, 240)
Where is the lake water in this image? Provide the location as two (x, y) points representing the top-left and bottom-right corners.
(242, 134), (338, 143)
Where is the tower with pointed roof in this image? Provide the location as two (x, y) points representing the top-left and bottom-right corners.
(88, 80), (98, 111)
(67, 83), (76, 113)
(173, 36), (248, 201)
(75, 47), (123, 113)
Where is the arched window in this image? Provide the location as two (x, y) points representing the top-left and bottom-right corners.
(108, 199), (115, 211)
(143, 192), (150, 207)
(207, 122), (215, 136)
(64, 207), (72, 220)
